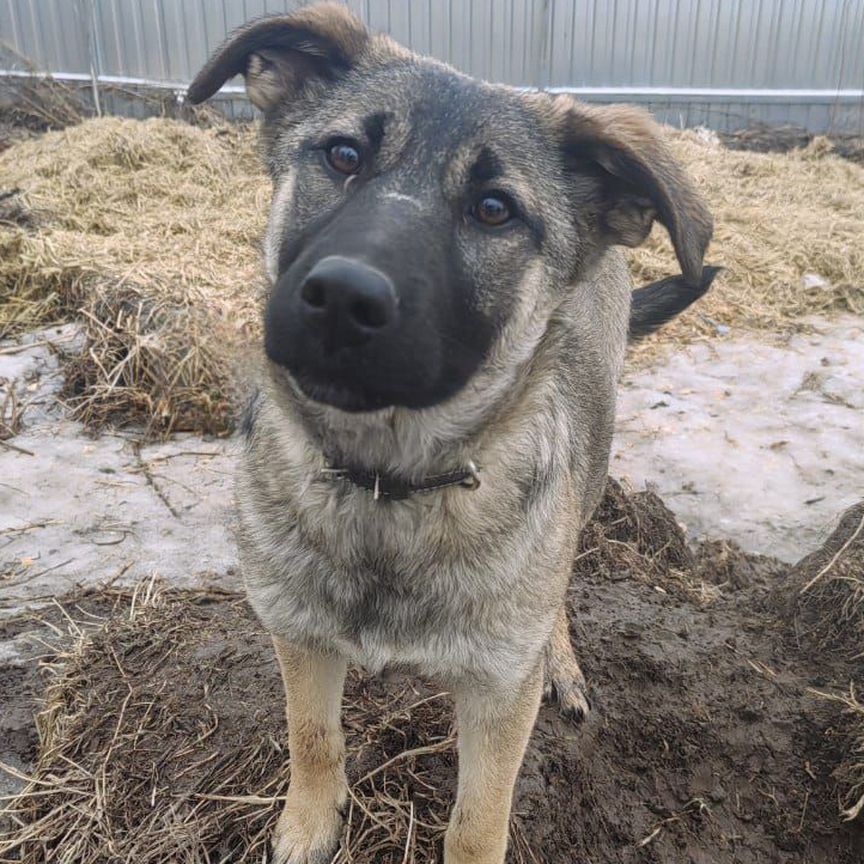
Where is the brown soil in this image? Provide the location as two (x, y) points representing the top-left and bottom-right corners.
(1, 489), (862, 863)
(790, 501), (864, 657)
(0, 618), (41, 796)
(720, 125), (864, 164)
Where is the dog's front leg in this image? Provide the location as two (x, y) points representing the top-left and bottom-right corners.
(445, 664), (543, 864)
(271, 637), (347, 864)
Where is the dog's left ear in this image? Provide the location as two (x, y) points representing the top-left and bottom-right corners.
(187, 3), (369, 113)
(557, 101), (713, 287)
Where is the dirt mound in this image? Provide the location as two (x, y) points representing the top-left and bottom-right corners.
(2, 116), (863, 433)
(787, 501), (864, 823)
(575, 478), (778, 601)
(2, 582), (860, 863)
(792, 500), (864, 654)
(575, 478), (693, 582)
(3, 494), (863, 862)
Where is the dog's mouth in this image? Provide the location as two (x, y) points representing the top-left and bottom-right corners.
(289, 369), (394, 413)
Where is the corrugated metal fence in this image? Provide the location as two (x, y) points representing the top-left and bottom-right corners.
(2, 0), (863, 133)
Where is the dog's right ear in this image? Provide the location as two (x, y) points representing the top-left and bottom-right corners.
(186, 3), (369, 113)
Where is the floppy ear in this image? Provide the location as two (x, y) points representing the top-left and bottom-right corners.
(558, 102), (713, 287)
(186, 3), (369, 113)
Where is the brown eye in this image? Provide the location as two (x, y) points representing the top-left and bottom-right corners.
(326, 141), (362, 175)
(473, 195), (512, 226)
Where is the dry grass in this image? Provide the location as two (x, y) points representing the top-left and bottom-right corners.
(0, 71), (84, 133)
(1, 117), (863, 432)
(629, 129), (864, 358)
(793, 500), (864, 823)
(0, 118), (266, 332)
(0, 579), (459, 864)
(0, 117), (269, 434)
(60, 279), (237, 436)
(0, 383), (26, 442)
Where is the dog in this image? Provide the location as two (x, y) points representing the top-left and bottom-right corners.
(187, 5), (715, 862)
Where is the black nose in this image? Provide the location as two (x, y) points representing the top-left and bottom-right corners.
(300, 256), (397, 347)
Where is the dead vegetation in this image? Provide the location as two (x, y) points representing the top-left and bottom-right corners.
(629, 129), (864, 359)
(1, 117), (863, 434)
(0, 118), (267, 434)
(0, 579), (457, 864)
(721, 124), (864, 164)
(0, 72), (84, 134)
(791, 500), (864, 823)
(61, 279), (237, 436)
(0, 382), (26, 444)
(0, 51), (222, 136)
(574, 477), (768, 603)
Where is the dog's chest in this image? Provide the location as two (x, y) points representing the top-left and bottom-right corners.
(298, 491), (499, 623)
(240, 480), (543, 678)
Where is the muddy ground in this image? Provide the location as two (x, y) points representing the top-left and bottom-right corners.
(1, 539), (861, 863)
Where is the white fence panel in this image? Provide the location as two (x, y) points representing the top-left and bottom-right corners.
(1, 0), (862, 132)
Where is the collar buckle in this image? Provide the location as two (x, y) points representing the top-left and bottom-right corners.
(461, 460), (482, 491)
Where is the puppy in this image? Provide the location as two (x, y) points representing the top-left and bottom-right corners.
(188, 5), (714, 862)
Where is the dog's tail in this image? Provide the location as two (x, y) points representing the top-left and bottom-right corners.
(628, 265), (722, 342)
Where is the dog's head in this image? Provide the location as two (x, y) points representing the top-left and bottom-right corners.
(189, 3), (712, 415)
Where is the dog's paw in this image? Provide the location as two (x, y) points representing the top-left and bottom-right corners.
(270, 795), (344, 864)
(543, 671), (591, 724)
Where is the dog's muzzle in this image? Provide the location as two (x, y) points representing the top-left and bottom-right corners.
(263, 194), (495, 412)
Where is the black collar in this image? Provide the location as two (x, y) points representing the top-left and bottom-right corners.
(320, 461), (481, 500)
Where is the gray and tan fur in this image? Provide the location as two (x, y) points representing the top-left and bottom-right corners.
(188, 5), (714, 862)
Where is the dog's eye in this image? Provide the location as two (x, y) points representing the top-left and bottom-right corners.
(326, 140), (362, 175)
(473, 195), (512, 227)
